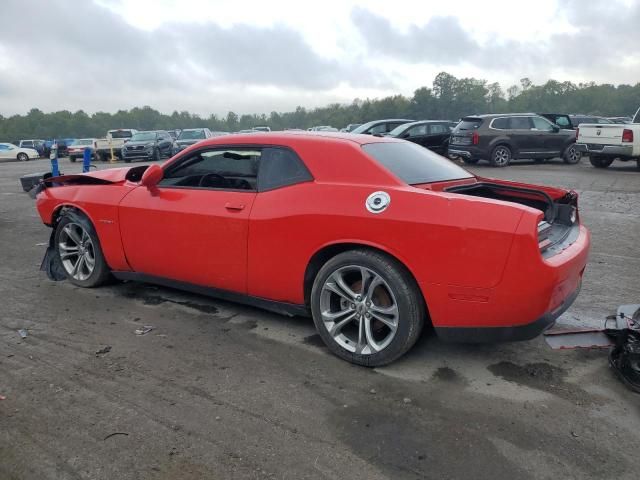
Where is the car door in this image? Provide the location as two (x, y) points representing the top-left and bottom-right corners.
(531, 116), (564, 156)
(404, 124), (428, 146)
(157, 133), (172, 155)
(426, 123), (451, 154)
(507, 116), (538, 158)
(118, 146), (260, 293)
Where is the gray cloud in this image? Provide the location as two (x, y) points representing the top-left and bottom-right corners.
(0, 0), (389, 115)
(351, 3), (640, 81)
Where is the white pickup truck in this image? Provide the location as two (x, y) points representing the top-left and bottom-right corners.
(575, 108), (640, 169)
(94, 129), (138, 162)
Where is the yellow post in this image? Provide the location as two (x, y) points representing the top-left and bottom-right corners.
(110, 144), (116, 163)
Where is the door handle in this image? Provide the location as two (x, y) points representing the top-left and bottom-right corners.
(225, 202), (245, 211)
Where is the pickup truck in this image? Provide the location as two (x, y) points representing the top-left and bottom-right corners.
(94, 129), (137, 162)
(575, 108), (640, 169)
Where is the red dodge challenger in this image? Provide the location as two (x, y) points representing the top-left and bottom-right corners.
(34, 132), (590, 366)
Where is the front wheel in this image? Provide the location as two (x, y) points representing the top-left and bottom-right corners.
(563, 144), (581, 164)
(17, 153), (28, 162)
(310, 249), (425, 366)
(490, 145), (511, 167)
(589, 155), (614, 168)
(54, 211), (111, 288)
(69, 156), (76, 163)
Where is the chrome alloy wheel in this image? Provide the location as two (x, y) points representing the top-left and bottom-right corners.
(319, 265), (399, 355)
(58, 222), (96, 281)
(493, 146), (510, 166)
(566, 145), (580, 164)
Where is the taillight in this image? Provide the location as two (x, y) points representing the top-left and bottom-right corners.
(538, 220), (552, 252)
(622, 129), (633, 143)
(575, 127), (579, 141)
(472, 131), (479, 145)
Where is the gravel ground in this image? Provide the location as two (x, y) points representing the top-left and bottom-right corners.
(0, 155), (638, 480)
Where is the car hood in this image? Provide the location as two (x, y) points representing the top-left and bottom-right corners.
(43, 167), (136, 186)
(175, 139), (200, 146)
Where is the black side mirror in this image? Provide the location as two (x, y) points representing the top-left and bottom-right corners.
(552, 125), (560, 133)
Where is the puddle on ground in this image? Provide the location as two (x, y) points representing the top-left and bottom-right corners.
(302, 334), (326, 348)
(122, 290), (219, 315)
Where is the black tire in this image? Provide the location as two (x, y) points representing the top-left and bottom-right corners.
(17, 153), (29, 162)
(637, 159), (640, 170)
(54, 211), (111, 288)
(153, 147), (160, 162)
(69, 156), (76, 163)
(490, 145), (512, 167)
(462, 158), (480, 164)
(589, 155), (614, 168)
(563, 144), (581, 164)
(310, 249), (425, 367)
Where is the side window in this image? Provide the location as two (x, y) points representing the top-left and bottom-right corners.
(23, 141), (33, 147)
(531, 116), (554, 131)
(428, 123), (448, 134)
(509, 117), (532, 130)
(491, 117), (509, 129)
(407, 125), (427, 136)
(160, 147), (260, 191)
(258, 147), (313, 192)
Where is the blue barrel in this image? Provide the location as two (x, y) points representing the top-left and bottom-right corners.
(82, 147), (92, 173)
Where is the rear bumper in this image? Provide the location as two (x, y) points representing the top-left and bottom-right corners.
(448, 146), (484, 159)
(575, 143), (633, 157)
(435, 281), (581, 342)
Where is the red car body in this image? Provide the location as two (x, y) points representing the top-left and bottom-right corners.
(36, 132), (590, 343)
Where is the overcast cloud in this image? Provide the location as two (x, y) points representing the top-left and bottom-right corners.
(1, 0), (639, 116)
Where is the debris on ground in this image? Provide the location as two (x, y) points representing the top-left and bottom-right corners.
(95, 346), (112, 356)
(134, 325), (154, 336)
(17, 329), (28, 339)
(103, 432), (129, 441)
(0, 394), (6, 400)
(403, 397), (412, 404)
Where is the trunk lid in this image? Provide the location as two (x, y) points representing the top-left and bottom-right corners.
(578, 124), (624, 144)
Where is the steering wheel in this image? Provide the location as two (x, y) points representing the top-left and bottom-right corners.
(198, 173), (229, 188)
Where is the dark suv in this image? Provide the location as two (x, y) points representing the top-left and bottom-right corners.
(387, 120), (453, 155)
(448, 114), (580, 167)
(351, 119), (415, 135)
(121, 130), (174, 162)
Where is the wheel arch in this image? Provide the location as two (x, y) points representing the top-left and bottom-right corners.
(50, 203), (96, 229)
(303, 241), (430, 322)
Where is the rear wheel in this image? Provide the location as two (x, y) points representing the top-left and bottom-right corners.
(563, 144), (581, 164)
(17, 153), (28, 162)
(153, 147), (160, 162)
(490, 145), (511, 167)
(310, 249), (425, 367)
(54, 212), (110, 288)
(589, 155), (614, 168)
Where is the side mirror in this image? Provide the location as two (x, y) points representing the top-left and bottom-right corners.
(552, 125), (560, 133)
(140, 164), (163, 188)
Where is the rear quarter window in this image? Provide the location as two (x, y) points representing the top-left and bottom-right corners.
(456, 119), (482, 131)
(490, 117), (509, 129)
(362, 142), (473, 185)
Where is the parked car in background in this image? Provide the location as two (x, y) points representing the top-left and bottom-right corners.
(0, 143), (39, 161)
(121, 130), (174, 162)
(539, 113), (573, 130)
(95, 129), (138, 162)
(172, 128), (213, 155)
(166, 129), (182, 140)
(575, 107), (640, 169)
(569, 115), (612, 128)
(34, 132), (589, 366)
(607, 117), (632, 124)
(67, 139), (97, 162)
(252, 126), (271, 132)
(351, 119), (415, 135)
(386, 120), (453, 155)
(448, 113), (580, 167)
(307, 126), (339, 132)
(340, 123), (362, 132)
(18, 139), (45, 157)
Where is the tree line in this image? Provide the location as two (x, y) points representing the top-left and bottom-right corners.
(2, 72), (640, 142)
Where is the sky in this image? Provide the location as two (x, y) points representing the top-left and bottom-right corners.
(1, 0), (639, 117)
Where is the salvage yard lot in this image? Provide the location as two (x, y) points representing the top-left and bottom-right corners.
(0, 157), (638, 479)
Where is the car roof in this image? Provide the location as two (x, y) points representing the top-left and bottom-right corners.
(189, 131), (404, 148)
(463, 113), (538, 119)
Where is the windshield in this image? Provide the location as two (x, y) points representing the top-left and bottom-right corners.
(110, 130), (134, 139)
(72, 139), (93, 146)
(388, 123), (413, 136)
(130, 132), (157, 142)
(178, 129), (206, 140)
(362, 142), (473, 185)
